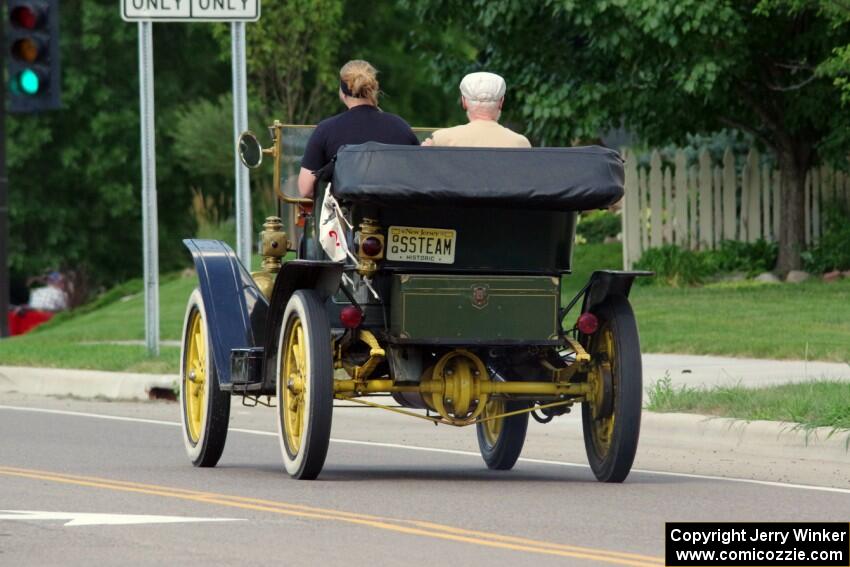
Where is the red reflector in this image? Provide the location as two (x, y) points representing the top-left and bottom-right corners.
(361, 236), (382, 257)
(340, 306), (363, 329)
(577, 312), (599, 335)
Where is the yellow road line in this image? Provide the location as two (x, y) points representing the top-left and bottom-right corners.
(0, 466), (663, 566)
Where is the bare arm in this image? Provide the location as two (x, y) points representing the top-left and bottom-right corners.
(297, 167), (317, 198)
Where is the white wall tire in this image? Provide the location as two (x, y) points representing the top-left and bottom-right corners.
(179, 289), (231, 467)
(276, 290), (334, 480)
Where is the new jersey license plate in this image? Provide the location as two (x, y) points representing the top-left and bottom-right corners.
(386, 226), (456, 264)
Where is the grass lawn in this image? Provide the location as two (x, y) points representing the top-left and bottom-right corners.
(0, 274), (194, 374)
(566, 243), (850, 363)
(646, 374), (850, 433)
(1, 242), (847, 374)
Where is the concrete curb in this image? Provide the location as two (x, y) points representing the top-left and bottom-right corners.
(640, 411), (850, 462)
(0, 366), (176, 401)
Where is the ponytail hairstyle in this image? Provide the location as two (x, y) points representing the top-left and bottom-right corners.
(339, 60), (380, 106)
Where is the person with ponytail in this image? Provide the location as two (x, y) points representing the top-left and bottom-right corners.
(297, 59), (419, 198)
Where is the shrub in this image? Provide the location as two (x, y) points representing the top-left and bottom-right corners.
(702, 239), (778, 276)
(576, 210), (620, 244)
(634, 245), (708, 286)
(802, 206), (850, 273)
(635, 239), (779, 286)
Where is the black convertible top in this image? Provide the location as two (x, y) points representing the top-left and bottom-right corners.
(331, 142), (624, 211)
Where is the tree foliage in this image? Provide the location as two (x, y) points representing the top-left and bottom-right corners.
(8, 1), (230, 286)
(759, 0), (850, 106)
(210, 0), (345, 125)
(340, 0), (468, 127)
(410, 0), (850, 271)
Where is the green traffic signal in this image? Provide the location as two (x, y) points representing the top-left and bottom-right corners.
(10, 69), (41, 95)
(18, 69), (40, 94)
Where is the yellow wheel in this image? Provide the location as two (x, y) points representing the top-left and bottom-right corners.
(276, 290), (333, 480)
(180, 289), (230, 467)
(476, 397), (529, 470)
(581, 295), (642, 483)
(481, 399), (505, 446)
(281, 318), (307, 454)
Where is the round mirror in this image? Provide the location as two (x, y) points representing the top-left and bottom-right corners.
(238, 131), (263, 169)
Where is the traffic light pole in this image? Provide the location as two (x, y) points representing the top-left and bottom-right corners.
(0, 15), (8, 338)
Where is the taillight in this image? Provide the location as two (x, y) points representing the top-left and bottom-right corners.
(360, 236), (383, 257)
(340, 306), (363, 329)
(577, 312), (599, 335)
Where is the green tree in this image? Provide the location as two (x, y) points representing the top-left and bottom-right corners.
(340, 0), (469, 127)
(211, 0), (345, 124)
(759, 1), (850, 105)
(410, 0), (850, 272)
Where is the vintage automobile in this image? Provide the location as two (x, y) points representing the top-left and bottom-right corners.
(179, 121), (650, 482)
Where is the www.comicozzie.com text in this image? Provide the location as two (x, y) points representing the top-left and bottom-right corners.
(670, 527), (848, 546)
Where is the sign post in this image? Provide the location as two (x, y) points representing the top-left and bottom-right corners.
(231, 21), (251, 267)
(137, 21), (159, 356)
(122, 1), (260, 355)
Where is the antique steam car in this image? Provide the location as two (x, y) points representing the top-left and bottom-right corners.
(179, 122), (650, 482)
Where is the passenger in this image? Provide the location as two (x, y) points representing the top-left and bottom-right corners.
(298, 59), (420, 198)
(422, 71), (531, 148)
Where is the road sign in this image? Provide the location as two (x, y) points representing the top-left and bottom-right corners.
(0, 510), (243, 526)
(122, 0), (260, 22)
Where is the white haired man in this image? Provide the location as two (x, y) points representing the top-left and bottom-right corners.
(423, 71), (531, 148)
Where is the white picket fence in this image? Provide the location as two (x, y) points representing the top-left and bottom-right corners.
(621, 148), (850, 269)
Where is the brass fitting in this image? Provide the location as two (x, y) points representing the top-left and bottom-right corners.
(252, 216), (288, 298)
(356, 218), (384, 278)
(260, 216), (287, 271)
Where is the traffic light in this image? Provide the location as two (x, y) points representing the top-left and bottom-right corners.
(7, 0), (60, 113)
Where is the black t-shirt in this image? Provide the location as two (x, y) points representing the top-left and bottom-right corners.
(300, 105), (419, 171)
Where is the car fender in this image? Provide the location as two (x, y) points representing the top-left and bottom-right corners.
(581, 270), (653, 313)
(183, 239), (268, 387)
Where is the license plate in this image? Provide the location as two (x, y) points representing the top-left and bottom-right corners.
(387, 226), (456, 264)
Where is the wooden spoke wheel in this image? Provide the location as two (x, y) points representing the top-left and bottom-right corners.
(179, 289), (230, 467)
(476, 398), (530, 470)
(581, 295), (642, 483)
(276, 290), (334, 480)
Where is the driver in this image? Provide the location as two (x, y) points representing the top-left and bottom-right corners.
(422, 72), (531, 148)
(297, 60), (419, 198)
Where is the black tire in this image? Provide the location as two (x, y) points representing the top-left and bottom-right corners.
(180, 289), (231, 467)
(581, 295), (642, 483)
(476, 399), (530, 470)
(276, 290), (334, 480)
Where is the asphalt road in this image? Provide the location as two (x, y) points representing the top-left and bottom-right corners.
(0, 394), (848, 567)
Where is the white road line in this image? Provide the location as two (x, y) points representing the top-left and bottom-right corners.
(1, 404), (849, 496)
(0, 510), (243, 526)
